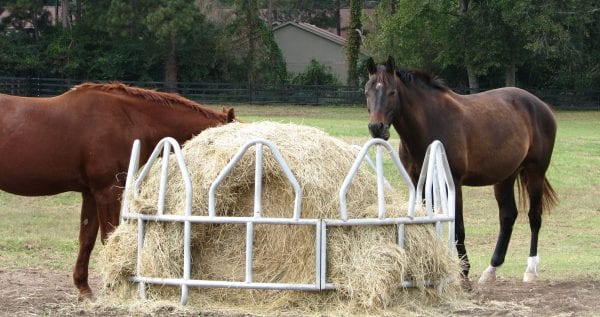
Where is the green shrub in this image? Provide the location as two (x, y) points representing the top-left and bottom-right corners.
(291, 59), (340, 85)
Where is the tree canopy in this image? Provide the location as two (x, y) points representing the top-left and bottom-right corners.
(0, 0), (286, 84)
(0, 0), (598, 90)
(365, 0), (600, 90)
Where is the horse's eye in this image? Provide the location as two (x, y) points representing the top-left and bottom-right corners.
(388, 90), (396, 96)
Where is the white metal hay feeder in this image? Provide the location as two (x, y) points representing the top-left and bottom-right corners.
(120, 137), (456, 305)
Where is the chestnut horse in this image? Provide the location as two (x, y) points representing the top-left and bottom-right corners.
(0, 83), (236, 298)
(365, 57), (557, 288)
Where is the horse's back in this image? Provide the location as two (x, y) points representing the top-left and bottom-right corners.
(0, 87), (231, 197)
(0, 91), (131, 195)
(456, 87), (556, 138)
(448, 87), (556, 185)
(0, 93), (84, 194)
(477, 87), (557, 147)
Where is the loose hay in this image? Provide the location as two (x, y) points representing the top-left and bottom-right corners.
(99, 121), (462, 316)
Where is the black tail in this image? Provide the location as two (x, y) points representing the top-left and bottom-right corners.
(517, 172), (558, 213)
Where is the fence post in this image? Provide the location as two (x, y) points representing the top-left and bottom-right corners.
(25, 77), (33, 97)
(249, 82), (255, 104)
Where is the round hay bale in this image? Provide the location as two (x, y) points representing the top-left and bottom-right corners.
(99, 122), (461, 316)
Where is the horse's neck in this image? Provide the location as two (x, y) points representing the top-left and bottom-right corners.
(132, 103), (225, 143)
(393, 92), (433, 162)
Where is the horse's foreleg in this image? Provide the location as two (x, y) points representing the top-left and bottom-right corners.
(74, 191), (99, 300)
(479, 175), (518, 284)
(454, 186), (472, 290)
(524, 174), (545, 283)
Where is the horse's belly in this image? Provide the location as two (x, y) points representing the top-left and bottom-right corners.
(462, 175), (501, 187)
(0, 175), (83, 196)
(0, 157), (84, 196)
(462, 155), (525, 186)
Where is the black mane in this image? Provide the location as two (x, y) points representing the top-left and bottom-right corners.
(396, 68), (448, 91)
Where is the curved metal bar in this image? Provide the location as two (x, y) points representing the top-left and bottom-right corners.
(352, 144), (393, 190)
(415, 140), (457, 254)
(208, 138), (302, 219)
(132, 137), (193, 214)
(121, 139), (141, 220)
(339, 138), (416, 221)
(126, 137), (193, 305)
(432, 141), (457, 255)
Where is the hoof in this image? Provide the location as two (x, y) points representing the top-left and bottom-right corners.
(523, 271), (538, 283)
(460, 276), (473, 292)
(77, 289), (94, 302)
(523, 256), (540, 283)
(478, 266), (497, 284)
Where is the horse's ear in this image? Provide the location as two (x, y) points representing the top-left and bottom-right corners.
(226, 108), (236, 122)
(386, 56), (396, 74)
(367, 57), (377, 75)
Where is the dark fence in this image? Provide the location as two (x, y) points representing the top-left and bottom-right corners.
(0, 77), (364, 106)
(453, 86), (600, 110)
(1, 76), (598, 109)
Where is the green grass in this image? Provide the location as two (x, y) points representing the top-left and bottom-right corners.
(0, 192), (83, 270)
(0, 106), (598, 283)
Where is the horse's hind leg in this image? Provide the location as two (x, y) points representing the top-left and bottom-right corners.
(523, 170), (546, 282)
(479, 174), (518, 284)
(93, 186), (122, 243)
(73, 191), (99, 300)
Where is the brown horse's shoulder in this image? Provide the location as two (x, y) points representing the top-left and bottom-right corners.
(436, 91), (469, 113)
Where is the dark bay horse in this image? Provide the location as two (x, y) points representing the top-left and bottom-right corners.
(365, 57), (557, 288)
(0, 83), (236, 298)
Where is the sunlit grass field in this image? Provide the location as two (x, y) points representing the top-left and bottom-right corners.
(0, 106), (598, 283)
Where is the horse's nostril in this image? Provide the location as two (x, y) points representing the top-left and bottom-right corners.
(368, 122), (384, 131)
(368, 122), (387, 139)
(368, 123), (379, 133)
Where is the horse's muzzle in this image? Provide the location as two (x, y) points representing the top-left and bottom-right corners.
(368, 122), (390, 140)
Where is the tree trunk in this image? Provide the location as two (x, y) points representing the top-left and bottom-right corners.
(164, 34), (178, 91)
(245, 0), (258, 101)
(336, 0), (341, 36)
(460, 0), (477, 92)
(75, 0), (82, 22)
(61, 0), (69, 28)
(128, 0), (136, 37)
(346, 0), (364, 86)
(459, 0), (471, 13)
(390, 0), (397, 14)
(267, 0), (273, 28)
(505, 64), (516, 86)
(466, 64), (479, 93)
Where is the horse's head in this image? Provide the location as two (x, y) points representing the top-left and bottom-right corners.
(365, 56), (399, 140)
(222, 107), (238, 123)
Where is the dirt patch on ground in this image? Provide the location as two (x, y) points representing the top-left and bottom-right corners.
(1, 268), (599, 316)
(461, 278), (600, 316)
